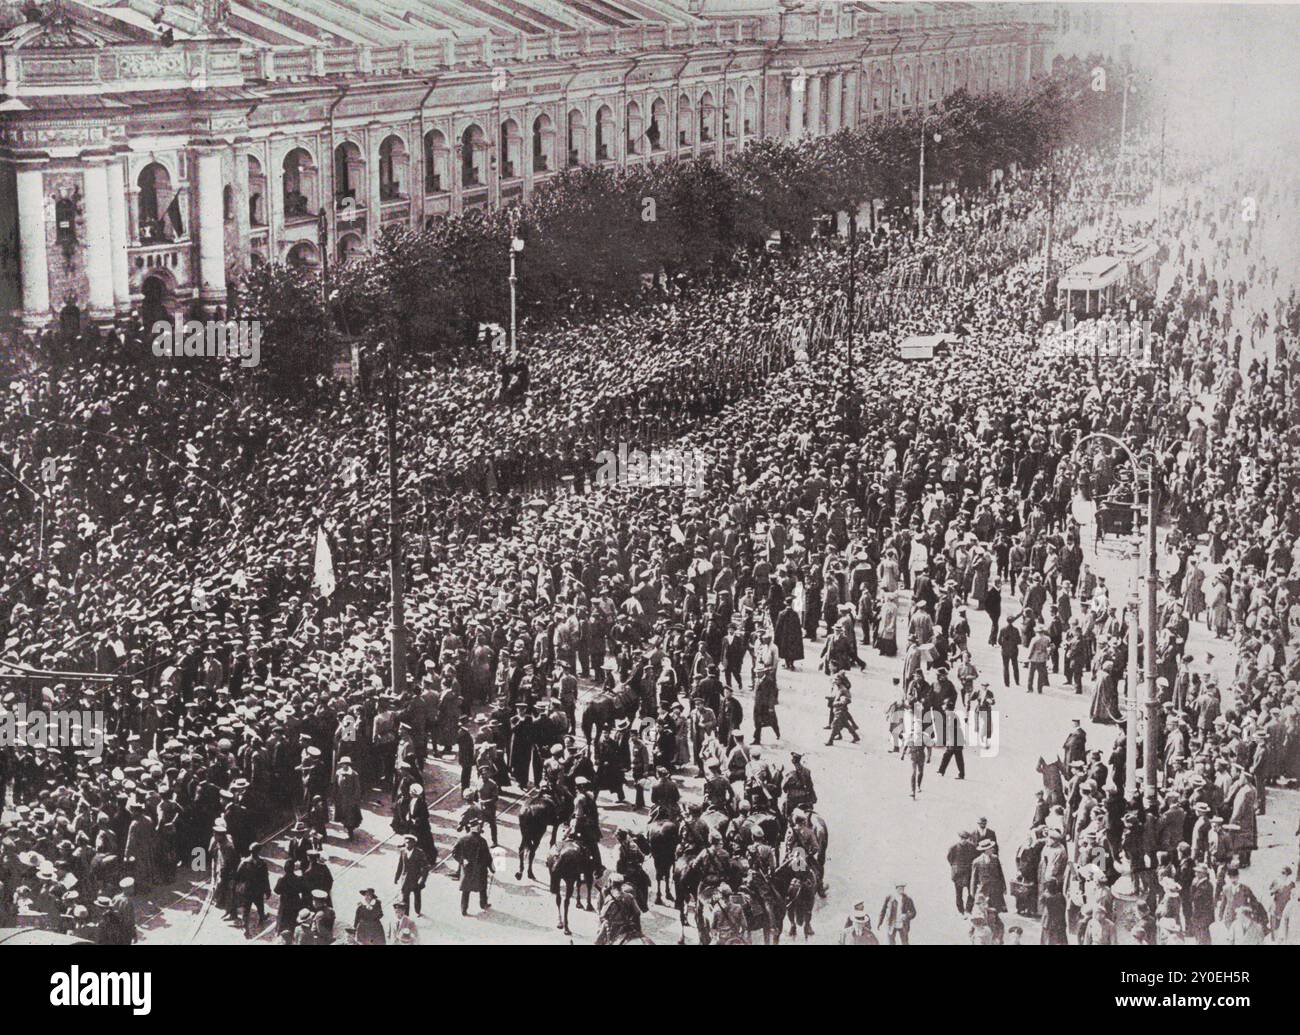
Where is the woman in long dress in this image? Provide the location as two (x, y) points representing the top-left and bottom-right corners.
(353, 889), (386, 945)
(1088, 663), (1123, 726)
(1207, 576), (1232, 639)
(970, 547), (992, 609)
(1182, 560), (1206, 621)
(876, 590), (899, 657)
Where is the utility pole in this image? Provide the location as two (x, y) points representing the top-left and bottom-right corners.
(1118, 69), (1130, 157)
(1155, 103), (1166, 236)
(1124, 586), (1139, 801)
(384, 339), (407, 699)
(509, 234), (524, 360)
(1042, 153), (1056, 304)
(1143, 460), (1160, 807)
(917, 122), (926, 234)
(846, 210), (856, 375)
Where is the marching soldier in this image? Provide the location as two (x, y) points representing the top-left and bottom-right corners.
(702, 759), (736, 816)
(781, 752), (817, 818)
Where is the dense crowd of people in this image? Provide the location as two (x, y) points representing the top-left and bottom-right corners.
(1, 123), (1296, 946)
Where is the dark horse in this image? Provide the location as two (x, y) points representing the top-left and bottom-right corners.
(771, 848), (818, 940)
(515, 788), (571, 881)
(672, 849), (742, 945)
(580, 683), (641, 746)
(741, 871), (786, 944)
(646, 811), (680, 905)
(547, 839), (597, 935)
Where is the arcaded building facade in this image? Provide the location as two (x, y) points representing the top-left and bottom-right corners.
(0, 0), (1049, 331)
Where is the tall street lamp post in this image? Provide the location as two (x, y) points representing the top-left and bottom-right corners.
(382, 339), (407, 699)
(917, 120), (942, 234)
(509, 234), (524, 360)
(1073, 431), (1158, 805)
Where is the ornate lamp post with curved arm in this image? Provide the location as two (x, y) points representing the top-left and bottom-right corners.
(1071, 431), (1158, 806)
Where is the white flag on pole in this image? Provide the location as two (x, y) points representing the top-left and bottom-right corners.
(312, 526), (336, 599)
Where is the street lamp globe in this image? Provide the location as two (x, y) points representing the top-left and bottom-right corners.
(511, 236), (525, 252)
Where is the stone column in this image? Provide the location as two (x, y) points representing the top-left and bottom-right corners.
(788, 76), (805, 139)
(845, 70), (860, 126)
(15, 161), (51, 329)
(827, 72), (843, 131)
(367, 128), (382, 241)
(105, 156), (132, 316)
(80, 158), (116, 323)
(806, 75), (822, 136)
(194, 146), (228, 310)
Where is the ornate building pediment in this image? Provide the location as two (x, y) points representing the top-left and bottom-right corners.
(2, 2), (118, 49)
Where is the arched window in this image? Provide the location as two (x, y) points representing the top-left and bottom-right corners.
(286, 240), (318, 268)
(423, 130), (448, 193)
(337, 232), (364, 264)
(742, 85), (757, 135)
(55, 197), (77, 246)
(648, 98), (667, 151)
(137, 162), (176, 243)
(499, 119), (520, 179)
(460, 125), (486, 186)
(723, 88), (738, 138)
(378, 135), (407, 200)
(698, 90), (714, 142)
(531, 115), (554, 172)
(222, 184), (234, 223)
(566, 109), (585, 167)
(900, 65), (910, 106)
(247, 155), (266, 227)
(625, 101), (642, 156)
(59, 303), (81, 337)
(871, 68), (885, 112)
(282, 147), (316, 218)
(678, 94), (693, 146)
(595, 104), (614, 161)
(334, 141), (364, 209)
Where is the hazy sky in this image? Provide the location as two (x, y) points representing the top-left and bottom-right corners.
(1052, 2), (1300, 154)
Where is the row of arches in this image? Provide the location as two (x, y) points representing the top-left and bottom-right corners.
(274, 88), (763, 220)
(858, 52), (1005, 114)
(130, 86), (764, 251)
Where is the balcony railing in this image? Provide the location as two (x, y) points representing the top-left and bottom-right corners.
(138, 220), (175, 245)
(533, 155), (549, 172)
(283, 193), (313, 219)
(567, 149), (580, 167)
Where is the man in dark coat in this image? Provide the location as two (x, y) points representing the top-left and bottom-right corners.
(878, 882), (918, 944)
(1062, 719), (1087, 766)
(332, 756), (362, 838)
(451, 820), (495, 915)
(233, 842), (271, 937)
(508, 703), (538, 789)
(946, 831), (977, 914)
(773, 603), (804, 667)
(394, 834), (431, 917)
(969, 839), (1007, 915)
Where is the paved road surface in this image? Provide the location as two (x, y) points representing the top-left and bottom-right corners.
(137, 511), (1296, 945)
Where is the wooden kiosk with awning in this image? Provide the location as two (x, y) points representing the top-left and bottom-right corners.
(898, 333), (953, 361)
